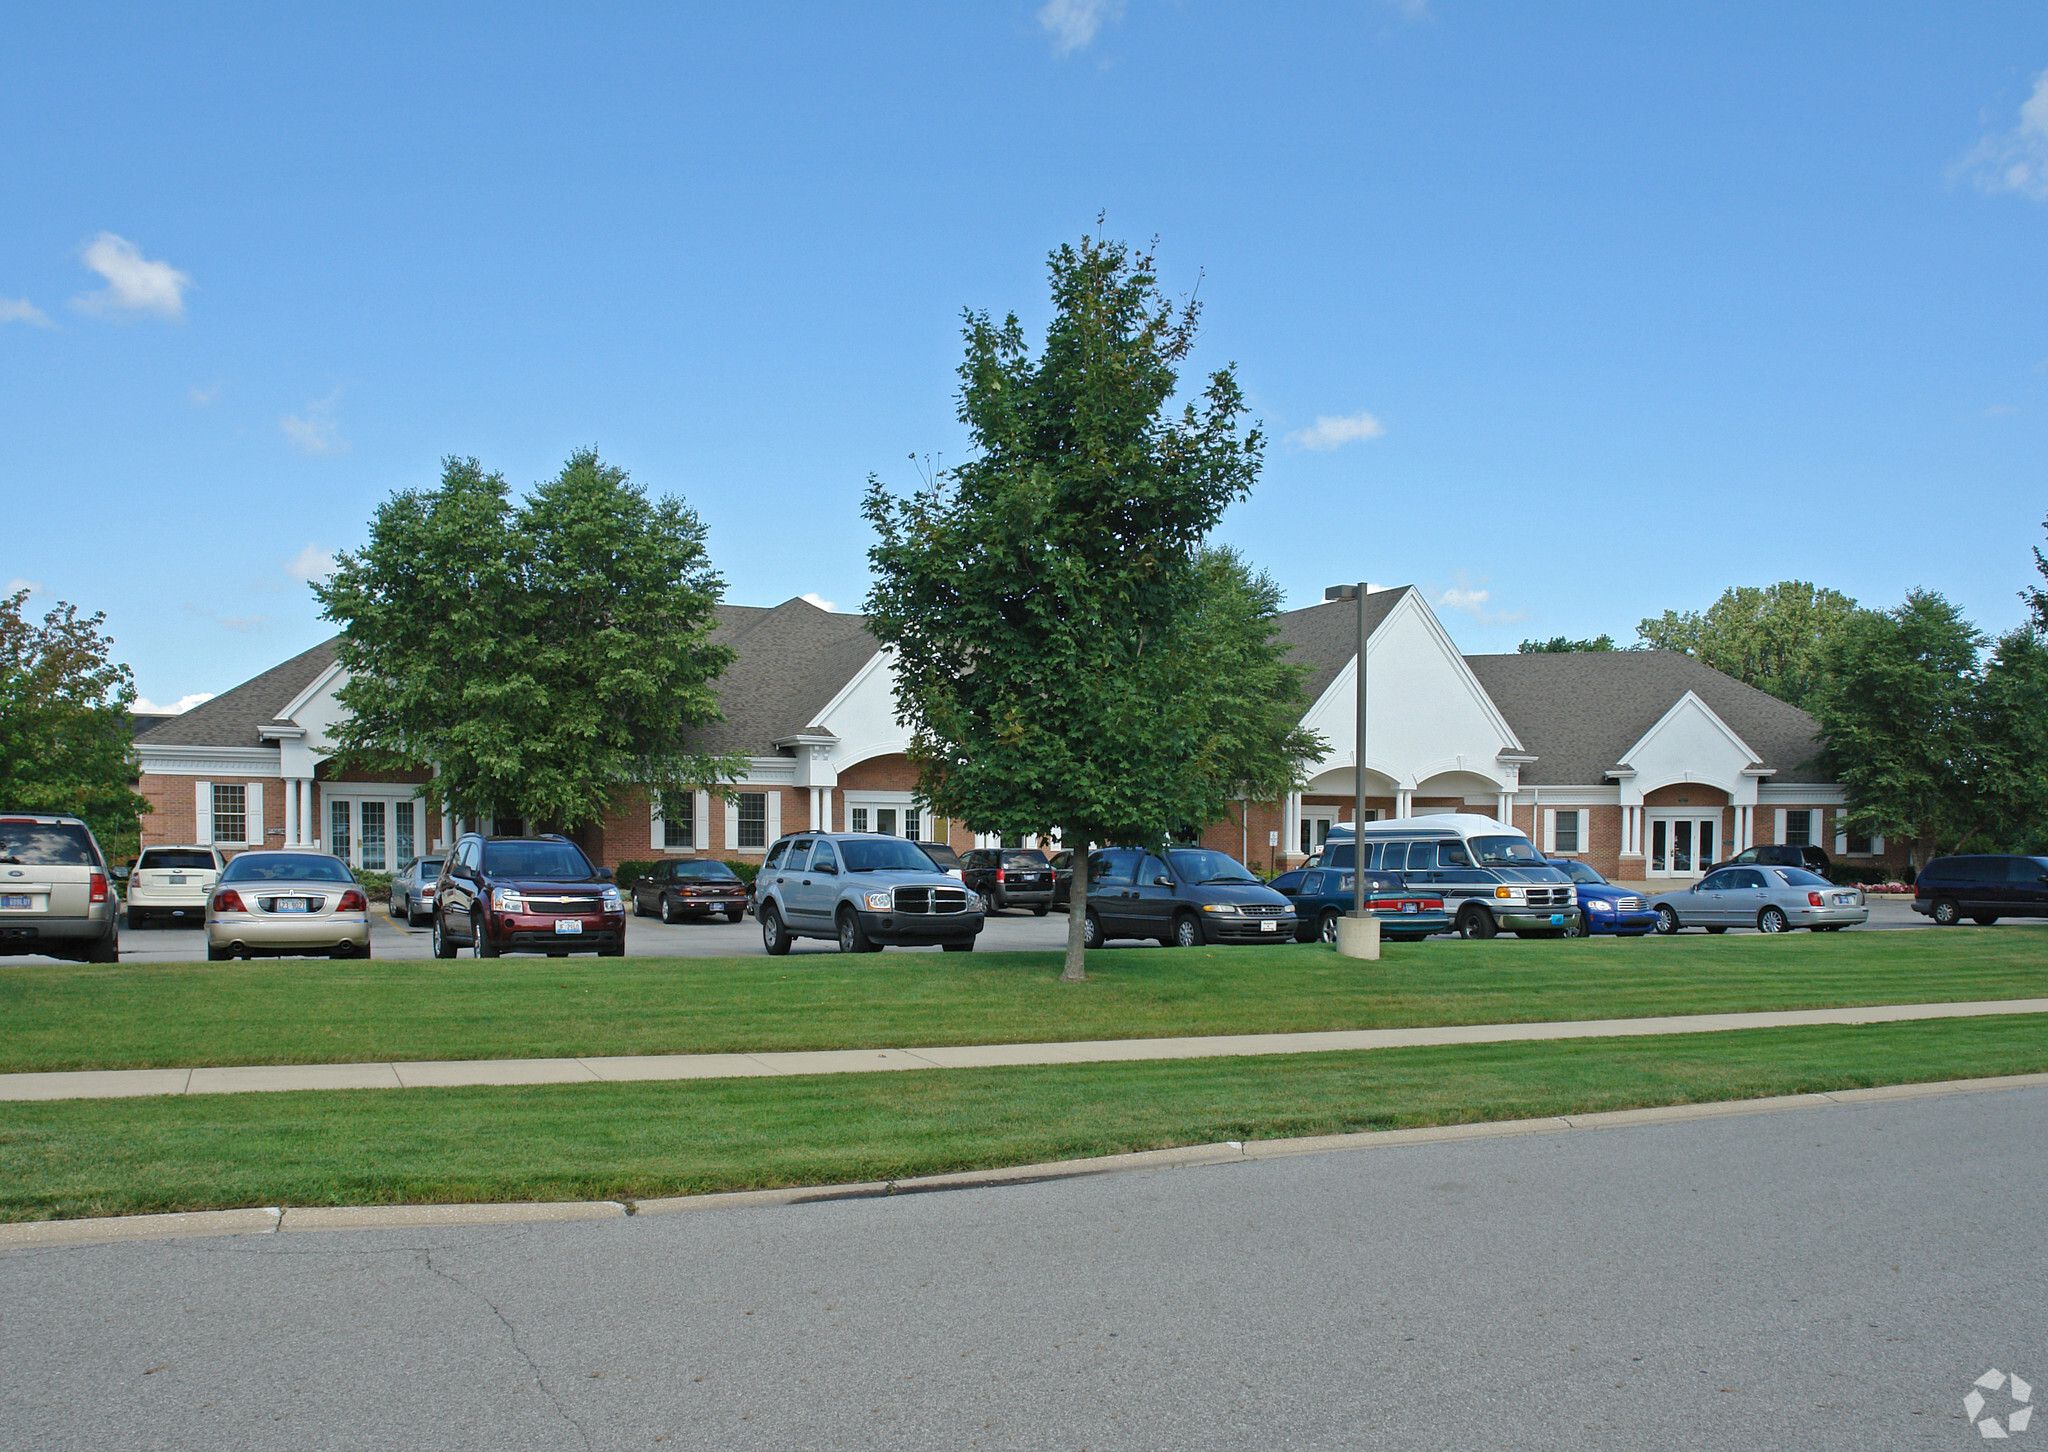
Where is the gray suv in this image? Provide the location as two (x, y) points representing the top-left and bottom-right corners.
(755, 833), (985, 955)
(0, 812), (120, 962)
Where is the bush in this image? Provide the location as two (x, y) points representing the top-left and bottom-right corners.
(723, 859), (760, 886)
(613, 860), (658, 894)
(353, 870), (393, 898)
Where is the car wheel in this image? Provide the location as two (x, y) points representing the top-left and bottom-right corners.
(761, 903), (793, 956)
(725, 907), (744, 923)
(471, 913), (500, 958)
(431, 911), (457, 959)
(1172, 913), (1203, 949)
(1653, 905), (1680, 935)
(87, 931), (119, 963)
(1561, 911), (1586, 938)
(632, 893), (647, 919)
(1082, 909), (1104, 950)
(1931, 897), (1960, 926)
(1457, 907), (1497, 940)
(1032, 903), (1049, 917)
(1705, 925), (1728, 934)
(661, 895), (679, 925)
(125, 907), (144, 930)
(1972, 915), (1999, 926)
(206, 944), (231, 961)
(943, 939), (974, 953)
(1318, 908), (1341, 944)
(1756, 906), (1788, 934)
(599, 938), (624, 958)
(837, 908), (878, 954)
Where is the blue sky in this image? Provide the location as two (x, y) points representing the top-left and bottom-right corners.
(5, 2), (2047, 711)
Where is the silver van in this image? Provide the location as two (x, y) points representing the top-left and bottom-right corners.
(0, 812), (121, 962)
(1318, 814), (1578, 939)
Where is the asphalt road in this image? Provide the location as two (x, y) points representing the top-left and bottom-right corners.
(5, 1085), (2042, 1449)
(83, 893), (2042, 963)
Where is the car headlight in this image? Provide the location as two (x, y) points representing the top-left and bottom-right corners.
(1589, 899), (1612, 912)
(966, 891), (984, 910)
(602, 888), (624, 912)
(1200, 902), (1242, 914)
(1494, 886), (1517, 899)
(492, 888), (526, 911)
(862, 891), (892, 911)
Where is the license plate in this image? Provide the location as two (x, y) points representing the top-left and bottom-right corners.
(1550, 914), (1567, 926)
(1, 895), (29, 910)
(168, 875), (186, 885)
(1260, 919), (1276, 932)
(1834, 894), (1854, 906)
(1401, 902), (1418, 914)
(275, 898), (309, 913)
(553, 919), (582, 935)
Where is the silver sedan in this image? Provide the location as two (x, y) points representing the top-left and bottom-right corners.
(1650, 865), (1869, 935)
(205, 851), (371, 960)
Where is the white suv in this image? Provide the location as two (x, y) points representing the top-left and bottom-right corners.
(124, 845), (226, 928)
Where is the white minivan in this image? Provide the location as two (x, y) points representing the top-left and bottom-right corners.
(1317, 814), (1579, 939)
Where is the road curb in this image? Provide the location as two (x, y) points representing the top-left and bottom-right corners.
(4, 1071), (2045, 1250)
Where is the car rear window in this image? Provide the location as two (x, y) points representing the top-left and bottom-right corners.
(0, 820), (98, 866)
(1771, 867), (1830, 887)
(137, 848), (217, 870)
(1001, 851), (1050, 870)
(481, 841), (594, 878)
(674, 860), (738, 879)
(220, 853), (355, 883)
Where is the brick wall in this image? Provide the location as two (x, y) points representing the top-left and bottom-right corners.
(136, 774), (287, 860)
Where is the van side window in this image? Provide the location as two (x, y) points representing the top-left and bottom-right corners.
(1139, 854), (1170, 885)
(1090, 850), (1138, 887)
(1302, 872), (1324, 895)
(1438, 841), (1471, 868)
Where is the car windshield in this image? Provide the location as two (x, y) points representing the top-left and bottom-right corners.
(1166, 849), (1258, 884)
(1771, 867), (1831, 887)
(840, 838), (941, 873)
(481, 841), (593, 878)
(220, 853), (354, 883)
(137, 848), (217, 871)
(673, 860), (738, 879)
(1554, 861), (1606, 885)
(0, 820), (98, 866)
(1469, 835), (1544, 866)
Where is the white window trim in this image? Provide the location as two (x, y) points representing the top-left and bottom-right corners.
(842, 790), (923, 839)
(1542, 807), (1589, 856)
(650, 790), (709, 855)
(724, 790), (780, 854)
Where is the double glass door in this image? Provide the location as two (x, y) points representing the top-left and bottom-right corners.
(1649, 816), (1718, 876)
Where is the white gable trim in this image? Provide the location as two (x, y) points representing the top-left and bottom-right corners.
(1616, 690), (1756, 773)
(807, 649), (890, 732)
(276, 660), (347, 726)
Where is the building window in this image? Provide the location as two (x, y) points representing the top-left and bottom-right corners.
(737, 793), (767, 848)
(1846, 831), (1873, 854)
(330, 800), (351, 860)
(851, 807), (869, 833)
(905, 808), (921, 840)
(662, 795), (694, 849)
(360, 801), (387, 871)
(395, 801), (416, 865)
(1785, 809), (1813, 847)
(1554, 810), (1580, 853)
(212, 784), (247, 845)
(877, 807), (897, 837)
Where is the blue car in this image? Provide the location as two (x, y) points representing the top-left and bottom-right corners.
(1268, 867), (1451, 943)
(1546, 859), (1656, 936)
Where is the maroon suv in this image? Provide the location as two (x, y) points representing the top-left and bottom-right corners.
(431, 833), (627, 958)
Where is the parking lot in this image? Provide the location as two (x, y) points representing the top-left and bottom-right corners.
(57, 893), (2034, 964)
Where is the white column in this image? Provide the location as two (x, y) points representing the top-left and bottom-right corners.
(283, 781), (298, 846)
(1396, 789), (1413, 819)
(1284, 791), (1300, 857)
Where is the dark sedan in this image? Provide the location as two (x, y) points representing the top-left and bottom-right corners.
(634, 859), (748, 923)
(1268, 867), (1448, 943)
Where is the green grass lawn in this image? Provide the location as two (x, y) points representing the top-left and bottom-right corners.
(3, 1014), (2042, 1221)
(2, 931), (2043, 1074)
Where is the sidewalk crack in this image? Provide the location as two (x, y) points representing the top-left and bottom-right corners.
(422, 1248), (591, 1451)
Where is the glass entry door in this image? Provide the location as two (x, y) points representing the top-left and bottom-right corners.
(1648, 816), (1719, 876)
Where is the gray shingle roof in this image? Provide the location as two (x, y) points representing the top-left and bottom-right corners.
(1271, 588), (1412, 704)
(1463, 650), (1828, 785)
(685, 599), (881, 756)
(133, 639), (338, 750)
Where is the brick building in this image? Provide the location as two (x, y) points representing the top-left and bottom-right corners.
(133, 589), (1882, 884)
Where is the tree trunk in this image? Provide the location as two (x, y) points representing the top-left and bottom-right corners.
(1062, 825), (1089, 982)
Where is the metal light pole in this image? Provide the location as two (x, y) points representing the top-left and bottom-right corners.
(1323, 582), (1368, 918)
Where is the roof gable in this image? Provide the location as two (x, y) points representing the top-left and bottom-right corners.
(134, 639), (339, 750)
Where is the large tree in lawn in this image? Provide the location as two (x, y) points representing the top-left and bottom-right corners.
(314, 449), (743, 832)
(863, 232), (1321, 982)
(0, 588), (150, 855)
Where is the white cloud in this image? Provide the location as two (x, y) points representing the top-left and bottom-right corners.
(132, 692), (215, 716)
(1287, 410), (1386, 451)
(72, 233), (191, 319)
(1959, 70), (2048, 198)
(800, 592), (837, 612)
(189, 382), (222, 406)
(1434, 574), (1527, 627)
(1038, 0), (1123, 55)
(6, 578), (44, 596)
(1, 298), (53, 328)
(281, 392), (350, 456)
(286, 544), (335, 583)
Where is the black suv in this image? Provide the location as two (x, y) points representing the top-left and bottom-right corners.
(1913, 854), (2048, 925)
(959, 847), (1055, 915)
(433, 833), (626, 958)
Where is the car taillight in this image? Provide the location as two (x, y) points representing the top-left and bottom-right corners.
(1423, 898), (1444, 911)
(90, 872), (108, 903)
(1807, 892), (1824, 907)
(338, 889), (367, 911)
(995, 867), (1005, 882)
(1369, 898), (1398, 912)
(213, 889), (246, 912)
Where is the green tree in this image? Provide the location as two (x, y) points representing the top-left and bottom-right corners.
(1637, 581), (1859, 707)
(1810, 591), (1984, 866)
(1966, 626), (2048, 853)
(0, 589), (150, 854)
(314, 449), (743, 832)
(1517, 634), (1616, 653)
(864, 231), (1321, 981)
(2024, 510), (2048, 633)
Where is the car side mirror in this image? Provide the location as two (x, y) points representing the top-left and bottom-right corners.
(1154, 875), (1174, 887)
(817, 864), (838, 876)
(109, 865), (131, 883)
(594, 866), (613, 881)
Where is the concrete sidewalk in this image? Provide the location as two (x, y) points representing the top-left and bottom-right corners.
(4, 996), (2044, 1102)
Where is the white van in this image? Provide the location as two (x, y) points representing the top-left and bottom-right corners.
(1316, 814), (1578, 939)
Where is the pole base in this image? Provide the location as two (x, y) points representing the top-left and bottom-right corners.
(1334, 912), (1381, 960)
